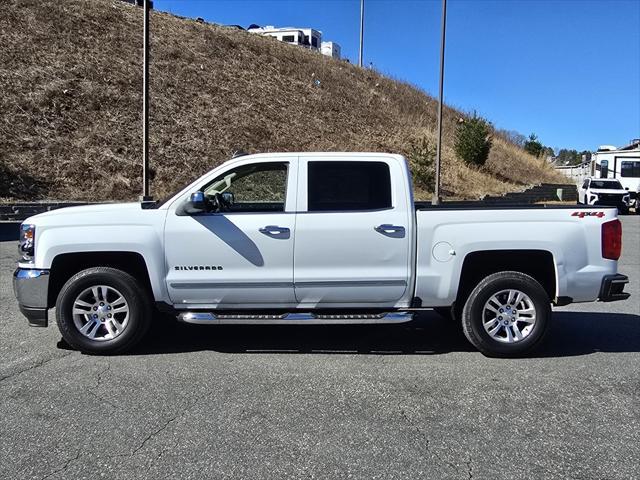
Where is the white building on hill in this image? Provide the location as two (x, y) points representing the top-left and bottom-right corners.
(321, 41), (341, 59)
(248, 25), (340, 59)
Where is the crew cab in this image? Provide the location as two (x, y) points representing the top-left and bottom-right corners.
(13, 153), (630, 356)
(578, 178), (632, 214)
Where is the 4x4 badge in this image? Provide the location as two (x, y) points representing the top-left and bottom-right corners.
(572, 211), (605, 218)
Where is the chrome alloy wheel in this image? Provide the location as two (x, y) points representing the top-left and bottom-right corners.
(71, 285), (130, 341)
(482, 289), (536, 343)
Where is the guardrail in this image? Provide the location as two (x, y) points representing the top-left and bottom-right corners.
(0, 202), (93, 222)
(481, 183), (578, 204)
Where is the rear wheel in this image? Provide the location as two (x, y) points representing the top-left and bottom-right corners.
(461, 271), (550, 357)
(55, 267), (152, 354)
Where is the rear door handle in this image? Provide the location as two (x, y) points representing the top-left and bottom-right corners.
(374, 224), (405, 236)
(259, 225), (290, 237)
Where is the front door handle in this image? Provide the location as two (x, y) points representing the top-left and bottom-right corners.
(259, 225), (290, 237)
(374, 224), (405, 237)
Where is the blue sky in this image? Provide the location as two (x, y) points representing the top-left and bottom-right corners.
(154, 0), (640, 152)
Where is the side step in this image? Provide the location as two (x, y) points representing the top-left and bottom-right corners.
(177, 311), (414, 325)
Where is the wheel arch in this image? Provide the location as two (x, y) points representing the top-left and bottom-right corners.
(455, 249), (557, 308)
(48, 251), (154, 308)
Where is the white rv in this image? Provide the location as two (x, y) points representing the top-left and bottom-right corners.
(247, 25), (341, 60)
(247, 25), (322, 51)
(321, 41), (341, 59)
(590, 140), (640, 210)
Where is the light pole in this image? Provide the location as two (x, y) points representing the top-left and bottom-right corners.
(141, 0), (152, 202)
(433, 0), (447, 205)
(358, 0), (364, 67)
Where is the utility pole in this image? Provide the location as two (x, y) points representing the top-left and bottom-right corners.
(358, 0), (364, 67)
(141, 0), (152, 202)
(433, 0), (447, 205)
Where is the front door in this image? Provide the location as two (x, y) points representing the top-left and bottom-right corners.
(164, 160), (297, 307)
(293, 157), (412, 306)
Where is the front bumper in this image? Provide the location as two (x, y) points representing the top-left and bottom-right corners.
(598, 274), (630, 302)
(589, 197), (631, 208)
(13, 268), (50, 327)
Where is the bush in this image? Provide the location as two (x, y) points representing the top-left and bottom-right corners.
(406, 136), (435, 191)
(454, 114), (493, 166)
(523, 134), (544, 158)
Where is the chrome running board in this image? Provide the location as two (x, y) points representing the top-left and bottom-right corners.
(177, 311), (413, 325)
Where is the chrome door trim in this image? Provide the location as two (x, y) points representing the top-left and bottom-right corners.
(171, 281), (294, 289)
(294, 280), (407, 288)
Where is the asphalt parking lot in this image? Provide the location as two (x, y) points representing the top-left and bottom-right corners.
(0, 216), (638, 480)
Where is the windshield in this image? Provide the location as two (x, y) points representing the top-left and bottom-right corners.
(591, 180), (623, 189)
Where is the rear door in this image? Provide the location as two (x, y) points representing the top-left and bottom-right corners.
(293, 156), (412, 306)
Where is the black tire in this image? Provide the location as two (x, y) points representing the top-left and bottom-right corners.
(55, 267), (152, 354)
(461, 271), (550, 357)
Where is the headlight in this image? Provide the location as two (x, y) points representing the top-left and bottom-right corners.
(19, 224), (35, 263)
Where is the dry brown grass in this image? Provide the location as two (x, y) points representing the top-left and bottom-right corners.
(0, 0), (568, 202)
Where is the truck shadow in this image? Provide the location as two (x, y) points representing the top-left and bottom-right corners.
(124, 310), (640, 357)
(193, 215), (264, 266)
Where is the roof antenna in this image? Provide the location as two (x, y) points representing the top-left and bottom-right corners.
(231, 149), (248, 159)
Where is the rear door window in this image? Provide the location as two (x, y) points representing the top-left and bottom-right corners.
(307, 161), (392, 211)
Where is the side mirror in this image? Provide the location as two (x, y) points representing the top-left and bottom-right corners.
(176, 191), (209, 216)
(180, 191), (207, 215)
(190, 191), (206, 210)
(625, 187), (630, 190)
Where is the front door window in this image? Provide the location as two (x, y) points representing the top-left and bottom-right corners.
(204, 162), (288, 213)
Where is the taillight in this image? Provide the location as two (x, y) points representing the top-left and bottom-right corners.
(602, 219), (622, 260)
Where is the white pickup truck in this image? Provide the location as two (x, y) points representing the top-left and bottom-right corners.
(577, 178), (633, 214)
(13, 152), (630, 356)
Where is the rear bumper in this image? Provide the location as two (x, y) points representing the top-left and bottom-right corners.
(13, 268), (50, 327)
(598, 274), (630, 302)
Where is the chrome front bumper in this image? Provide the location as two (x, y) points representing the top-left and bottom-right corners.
(13, 268), (50, 327)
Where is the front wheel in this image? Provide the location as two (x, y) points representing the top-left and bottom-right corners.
(55, 267), (152, 354)
(461, 271), (550, 357)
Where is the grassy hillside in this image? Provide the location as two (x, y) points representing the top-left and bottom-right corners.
(0, 0), (566, 202)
